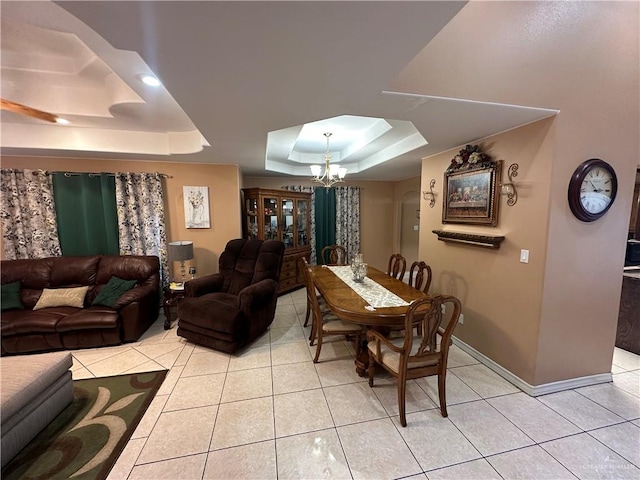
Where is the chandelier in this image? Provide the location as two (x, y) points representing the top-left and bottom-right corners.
(310, 132), (347, 188)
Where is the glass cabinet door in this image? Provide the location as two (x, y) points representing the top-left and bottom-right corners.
(246, 197), (258, 239)
(281, 198), (294, 248)
(263, 197), (279, 241)
(297, 199), (309, 247)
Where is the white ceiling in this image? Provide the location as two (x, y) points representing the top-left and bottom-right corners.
(0, 1), (558, 181)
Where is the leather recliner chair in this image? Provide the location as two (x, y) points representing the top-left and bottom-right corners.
(176, 238), (285, 353)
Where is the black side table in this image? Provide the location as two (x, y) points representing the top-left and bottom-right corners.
(163, 286), (185, 330)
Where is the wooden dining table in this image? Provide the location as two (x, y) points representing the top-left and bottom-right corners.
(309, 264), (427, 375)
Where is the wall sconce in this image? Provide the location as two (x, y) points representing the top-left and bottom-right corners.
(422, 179), (436, 208)
(500, 163), (519, 206)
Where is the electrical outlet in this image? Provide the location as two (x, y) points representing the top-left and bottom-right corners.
(520, 249), (530, 264)
(459, 313), (464, 324)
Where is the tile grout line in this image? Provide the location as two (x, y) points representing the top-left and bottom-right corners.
(70, 296), (640, 479)
(268, 330), (279, 479)
(583, 422), (640, 468)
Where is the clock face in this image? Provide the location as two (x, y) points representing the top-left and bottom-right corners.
(568, 159), (618, 222)
(580, 167), (614, 214)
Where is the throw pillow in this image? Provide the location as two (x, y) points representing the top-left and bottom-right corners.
(92, 276), (137, 308)
(33, 286), (89, 310)
(1, 281), (24, 311)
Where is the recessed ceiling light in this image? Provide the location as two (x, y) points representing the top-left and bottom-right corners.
(55, 117), (70, 125)
(139, 74), (161, 87)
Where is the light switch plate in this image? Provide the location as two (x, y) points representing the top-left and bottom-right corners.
(520, 249), (530, 263)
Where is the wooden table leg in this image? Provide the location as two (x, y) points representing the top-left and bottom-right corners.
(355, 337), (369, 376)
(354, 327), (390, 376)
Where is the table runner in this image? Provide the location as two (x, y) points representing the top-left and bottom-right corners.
(327, 266), (410, 308)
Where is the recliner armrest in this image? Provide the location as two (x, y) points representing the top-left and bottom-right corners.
(237, 279), (278, 314)
(185, 273), (224, 297)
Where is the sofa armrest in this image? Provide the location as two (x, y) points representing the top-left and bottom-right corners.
(112, 284), (157, 310)
(184, 274), (224, 297)
(118, 284), (161, 342)
(237, 279), (278, 315)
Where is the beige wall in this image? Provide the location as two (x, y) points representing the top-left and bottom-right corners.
(401, 1), (638, 386)
(420, 119), (555, 385)
(1, 157), (406, 277)
(0, 156), (242, 278)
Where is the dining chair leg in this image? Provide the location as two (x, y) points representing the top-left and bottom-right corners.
(309, 320), (317, 346)
(368, 352), (375, 387)
(304, 302), (311, 327)
(398, 376), (408, 427)
(313, 330), (323, 363)
(438, 371), (448, 417)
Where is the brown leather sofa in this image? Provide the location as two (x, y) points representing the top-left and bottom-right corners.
(177, 238), (284, 353)
(1, 255), (160, 355)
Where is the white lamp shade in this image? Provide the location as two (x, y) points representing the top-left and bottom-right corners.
(329, 163), (341, 175)
(310, 165), (322, 176)
(338, 167), (347, 179)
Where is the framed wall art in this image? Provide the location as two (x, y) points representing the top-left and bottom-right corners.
(183, 186), (210, 228)
(442, 145), (501, 226)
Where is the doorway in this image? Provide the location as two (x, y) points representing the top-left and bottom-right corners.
(400, 190), (420, 270)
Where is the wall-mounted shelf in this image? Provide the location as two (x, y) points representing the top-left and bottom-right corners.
(432, 230), (505, 249)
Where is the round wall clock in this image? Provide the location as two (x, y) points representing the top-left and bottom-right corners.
(568, 158), (618, 222)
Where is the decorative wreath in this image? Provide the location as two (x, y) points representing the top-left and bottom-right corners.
(447, 144), (492, 172)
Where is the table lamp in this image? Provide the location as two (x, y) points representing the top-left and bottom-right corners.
(168, 241), (194, 285)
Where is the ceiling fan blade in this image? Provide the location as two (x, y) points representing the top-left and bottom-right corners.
(1, 98), (58, 123)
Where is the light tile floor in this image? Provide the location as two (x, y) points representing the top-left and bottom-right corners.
(67, 288), (640, 480)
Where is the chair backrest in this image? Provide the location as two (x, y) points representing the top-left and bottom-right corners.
(387, 253), (407, 280)
(408, 261), (433, 293)
(219, 238), (285, 295)
(300, 257), (322, 322)
(402, 295), (462, 368)
(321, 245), (347, 265)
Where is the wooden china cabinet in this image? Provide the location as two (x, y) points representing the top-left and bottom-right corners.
(241, 188), (311, 294)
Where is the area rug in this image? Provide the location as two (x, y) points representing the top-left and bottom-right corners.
(2, 370), (167, 480)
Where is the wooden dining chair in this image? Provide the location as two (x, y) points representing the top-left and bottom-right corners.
(299, 257), (329, 333)
(321, 245), (348, 265)
(301, 258), (363, 363)
(367, 294), (462, 427)
(387, 253), (407, 280)
(406, 260), (434, 337)
(408, 261), (433, 294)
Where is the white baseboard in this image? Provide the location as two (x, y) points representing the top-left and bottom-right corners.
(452, 337), (613, 396)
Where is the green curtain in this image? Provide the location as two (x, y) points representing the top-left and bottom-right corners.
(52, 173), (119, 256)
(314, 187), (336, 262)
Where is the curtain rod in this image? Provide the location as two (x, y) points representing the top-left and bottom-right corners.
(31, 170), (172, 179)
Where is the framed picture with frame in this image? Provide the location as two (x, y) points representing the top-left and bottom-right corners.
(443, 152), (501, 227)
(183, 186), (211, 229)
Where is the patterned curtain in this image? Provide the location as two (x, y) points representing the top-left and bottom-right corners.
(0, 169), (62, 259)
(115, 173), (169, 287)
(334, 186), (360, 263)
(282, 185), (317, 265)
